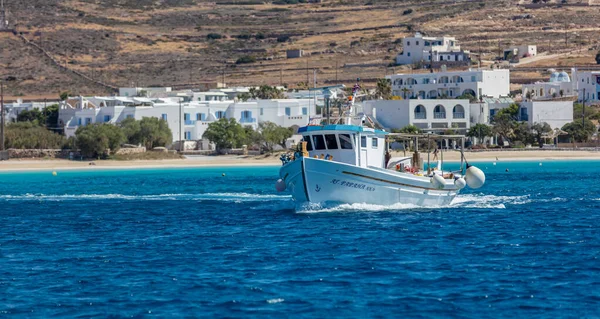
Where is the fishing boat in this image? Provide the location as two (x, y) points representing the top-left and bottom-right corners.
(275, 83), (486, 207)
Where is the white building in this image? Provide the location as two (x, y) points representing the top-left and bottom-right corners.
(469, 97), (572, 129)
(3, 99), (61, 122)
(504, 45), (537, 60)
(119, 87), (172, 98)
(363, 99), (470, 133)
(571, 69), (600, 103)
(522, 71), (574, 100)
(58, 96), (316, 148)
(396, 32), (470, 65)
(387, 69), (510, 100)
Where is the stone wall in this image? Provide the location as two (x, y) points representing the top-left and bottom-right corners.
(0, 151), (8, 161)
(115, 147), (146, 155)
(7, 149), (77, 159)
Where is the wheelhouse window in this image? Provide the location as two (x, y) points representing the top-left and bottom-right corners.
(372, 137), (378, 148)
(339, 134), (353, 150)
(302, 135), (313, 151)
(361, 136), (367, 148)
(324, 134), (338, 149)
(312, 135), (326, 150)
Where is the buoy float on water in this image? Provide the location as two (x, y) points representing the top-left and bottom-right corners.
(465, 166), (485, 189)
(454, 177), (466, 189)
(430, 174), (445, 190)
(52, 171), (57, 176)
(275, 179), (286, 192)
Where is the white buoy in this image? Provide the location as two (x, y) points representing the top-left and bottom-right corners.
(430, 174), (445, 190)
(454, 177), (466, 189)
(275, 179), (286, 192)
(539, 162), (542, 166)
(493, 162), (496, 166)
(465, 166), (486, 189)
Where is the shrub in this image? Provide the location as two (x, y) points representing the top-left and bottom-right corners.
(206, 33), (223, 40)
(277, 35), (290, 43)
(75, 124), (125, 158)
(403, 8), (413, 15)
(236, 55), (257, 64)
(5, 122), (67, 149)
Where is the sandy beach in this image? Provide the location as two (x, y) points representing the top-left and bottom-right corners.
(1, 150), (600, 172)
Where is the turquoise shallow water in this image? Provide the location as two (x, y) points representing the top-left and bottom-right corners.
(0, 161), (599, 317)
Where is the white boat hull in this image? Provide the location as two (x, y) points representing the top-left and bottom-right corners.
(279, 157), (459, 207)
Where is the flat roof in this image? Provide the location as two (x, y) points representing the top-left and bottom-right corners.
(299, 125), (387, 135)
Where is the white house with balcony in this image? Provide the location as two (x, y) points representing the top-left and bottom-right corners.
(363, 99), (470, 133)
(3, 99), (61, 123)
(387, 69), (510, 100)
(522, 71), (575, 100)
(59, 96), (315, 149)
(396, 32), (470, 66)
(571, 68), (600, 103)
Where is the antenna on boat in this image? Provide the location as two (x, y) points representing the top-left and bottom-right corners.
(309, 84), (345, 125)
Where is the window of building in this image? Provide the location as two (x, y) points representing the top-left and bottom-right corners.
(416, 41), (419, 46)
(407, 41), (410, 46)
(372, 137), (378, 148)
(104, 115), (111, 122)
(126, 114), (134, 119)
(216, 111), (225, 119)
(407, 52), (411, 57)
(197, 113), (206, 121)
(161, 114), (167, 121)
(471, 76), (476, 82)
(285, 107), (291, 116)
(303, 135), (313, 151)
(361, 136), (367, 148)
(339, 134), (353, 150)
(324, 134), (338, 149)
(78, 118), (82, 126)
(312, 135), (326, 150)
(86, 118), (92, 125)
(302, 107), (308, 115)
(184, 113), (190, 121)
(260, 108), (264, 116)
(185, 131), (191, 140)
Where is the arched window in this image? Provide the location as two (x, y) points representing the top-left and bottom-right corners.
(453, 105), (465, 119)
(434, 105), (446, 119)
(414, 105), (426, 119)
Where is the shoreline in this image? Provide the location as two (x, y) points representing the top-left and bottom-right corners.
(1, 151), (600, 172)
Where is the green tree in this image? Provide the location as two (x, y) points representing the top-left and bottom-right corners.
(237, 92), (252, 102)
(495, 103), (520, 121)
(257, 121), (292, 151)
(17, 109), (45, 124)
(75, 124), (125, 158)
(573, 103), (597, 120)
(562, 119), (597, 143)
(45, 104), (60, 132)
(492, 113), (515, 143)
(531, 122), (552, 147)
(392, 124), (421, 134)
(5, 122), (67, 149)
(512, 121), (534, 145)
(59, 91), (70, 101)
(242, 126), (261, 148)
(467, 123), (493, 139)
(374, 78), (392, 99)
(249, 85), (286, 99)
(119, 117), (172, 149)
(202, 118), (246, 150)
(456, 93), (477, 103)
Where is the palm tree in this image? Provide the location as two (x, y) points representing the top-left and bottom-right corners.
(401, 87), (410, 100)
(375, 78), (392, 99)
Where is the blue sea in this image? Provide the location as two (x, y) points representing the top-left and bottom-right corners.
(1, 161), (599, 318)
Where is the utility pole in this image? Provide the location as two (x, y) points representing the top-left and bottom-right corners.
(306, 58), (309, 87)
(335, 60), (338, 84)
(582, 88), (586, 131)
(1, 81), (4, 151)
(179, 99), (182, 153)
(313, 69), (316, 88)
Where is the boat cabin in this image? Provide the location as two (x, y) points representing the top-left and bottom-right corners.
(298, 125), (388, 168)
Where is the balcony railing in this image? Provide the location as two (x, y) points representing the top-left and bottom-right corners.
(453, 112), (465, 119)
(185, 120), (196, 125)
(414, 113), (426, 119)
(240, 117), (256, 123)
(434, 112), (446, 119)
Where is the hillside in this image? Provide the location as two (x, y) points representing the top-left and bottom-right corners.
(1, 0), (600, 99)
